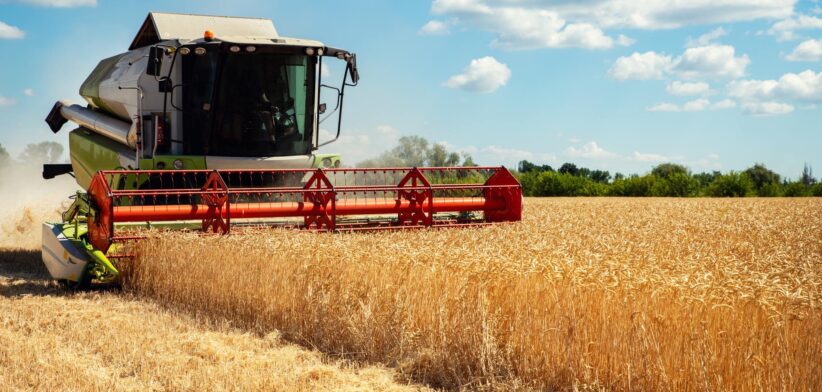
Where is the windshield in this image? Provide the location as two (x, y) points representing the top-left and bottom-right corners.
(183, 51), (316, 157)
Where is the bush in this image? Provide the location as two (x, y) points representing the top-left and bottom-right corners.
(706, 172), (752, 197)
(755, 182), (782, 197)
(609, 175), (657, 197)
(651, 172), (699, 197)
(813, 183), (822, 197)
(783, 182), (811, 197)
(521, 171), (606, 196)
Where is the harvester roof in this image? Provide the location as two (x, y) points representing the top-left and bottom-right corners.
(129, 12), (280, 50)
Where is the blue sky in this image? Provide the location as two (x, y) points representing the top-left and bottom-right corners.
(0, 0), (820, 178)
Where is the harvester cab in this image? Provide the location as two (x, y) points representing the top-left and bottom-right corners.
(41, 12), (522, 288)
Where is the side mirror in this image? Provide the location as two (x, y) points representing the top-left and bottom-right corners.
(146, 46), (164, 76)
(347, 54), (359, 84)
(318, 103), (327, 115)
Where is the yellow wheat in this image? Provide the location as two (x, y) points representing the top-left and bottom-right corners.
(124, 198), (822, 390)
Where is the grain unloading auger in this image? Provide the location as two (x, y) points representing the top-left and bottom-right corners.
(40, 12), (522, 287)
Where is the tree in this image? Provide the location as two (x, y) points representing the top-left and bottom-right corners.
(651, 163), (689, 180)
(744, 164), (781, 197)
(461, 152), (476, 167)
(358, 135), (473, 168)
(706, 172), (752, 197)
(518, 160), (553, 173)
(693, 171), (721, 189)
(19, 141), (64, 164)
(394, 136), (429, 167)
(428, 143), (449, 167)
(588, 170), (611, 184)
(801, 163), (816, 186)
(0, 143), (9, 168)
(558, 163), (579, 176)
(446, 152), (461, 167)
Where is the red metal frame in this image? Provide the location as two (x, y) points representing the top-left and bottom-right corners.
(86, 167), (522, 253)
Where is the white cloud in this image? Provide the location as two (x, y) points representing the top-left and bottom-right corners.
(565, 141), (618, 159)
(686, 27), (728, 47)
(16, 0), (96, 7)
(786, 38), (822, 61)
(610, 45), (749, 81)
(375, 124), (399, 137)
(727, 70), (822, 102)
(666, 81), (713, 96)
(617, 34), (635, 46)
(443, 56), (511, 93)
(320, 63), (330, 78)
(682, 98), (711, 111)
(671, 45), (749, 80)
(419, 20), (450, 35)
(741, 101), (795, 115)
(0, 21), (24, 39)
(631, 151), (669, 163)
(608, 51), (672, 80)
(23, 88), (34, 97)
(647, 98), (712, 112)
(432, 0), (793, 32)
(0, 96), (17, 106)
(432, 0), (619, 50)
(646, 102), (681, 112)
(711, 99), (737, 110)
(767, 14), (822, 41)
(483, 145), (556, 166)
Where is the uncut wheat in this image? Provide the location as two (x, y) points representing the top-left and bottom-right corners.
(124, 198), (822, 390)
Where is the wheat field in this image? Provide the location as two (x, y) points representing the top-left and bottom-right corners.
(124, 198), (822, 391)
(0, 166), (425, 392)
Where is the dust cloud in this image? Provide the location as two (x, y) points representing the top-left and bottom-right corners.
(0, 164), (78, 249)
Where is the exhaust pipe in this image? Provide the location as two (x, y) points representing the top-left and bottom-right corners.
(46, 100), (136, 149)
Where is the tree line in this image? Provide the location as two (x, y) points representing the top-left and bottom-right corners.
(354, 136), (821, 197)
(0, 141), (64, 169)
(4, 138), (820, 197)
(517, 160), (822, 197)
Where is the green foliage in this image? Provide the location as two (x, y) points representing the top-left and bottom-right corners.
(800, 163), (816, 186)
(361, 139), (815, 198)
(608, 175), (657, 197)
(706, 172), (753, 197)
(358, 136), (473, 168)
(783, 182), (811, 197)
(558, 163), (579, 176)
(693, 171), (721, 188)
(521, 171), (606, 197)
(518, 160), (553, 173)
(651, 163), (689, 180)
(744, 164), (782, 196)
(652, 172), (700, 197)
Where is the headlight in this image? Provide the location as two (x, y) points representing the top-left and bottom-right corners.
(179, 47), (191, 55)
(229, 45), (241, 53)
(246, 46), (257, 53)
(194, 47), (207, 56)
(305, 47), (315, 56)
(322, 158), (332, 168)
(173, 159), (184, 170)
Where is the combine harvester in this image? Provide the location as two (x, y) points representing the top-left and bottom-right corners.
(41, 12), (522, 287)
